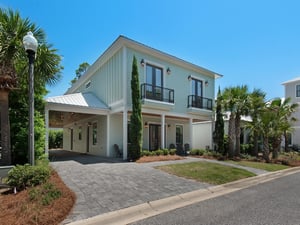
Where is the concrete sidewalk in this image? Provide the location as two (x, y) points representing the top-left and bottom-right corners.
(50, 153), (275, 224)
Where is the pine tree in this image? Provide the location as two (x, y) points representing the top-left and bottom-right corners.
(129, 56), (142, 160)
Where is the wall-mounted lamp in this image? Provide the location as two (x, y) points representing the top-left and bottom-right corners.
(188, 75), (192, 81)
(87, 122), (92, 127)
(144, 122), (148, 128)
(166, 67), (171, 74)
(168, 124), (171, 128)
(140, 59), (145, 67)
(205, 80), (209, 86)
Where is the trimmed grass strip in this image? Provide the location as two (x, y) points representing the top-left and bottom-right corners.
(156, 162), (256, 185)
(226, 161), (289, 172)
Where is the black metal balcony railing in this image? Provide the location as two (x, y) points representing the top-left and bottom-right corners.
(187, 95), (213, 110)
(141, 83), (174, 104)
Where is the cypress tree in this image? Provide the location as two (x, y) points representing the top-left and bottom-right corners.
(129, 56), (142, 160)
(214, 87), (225, 154)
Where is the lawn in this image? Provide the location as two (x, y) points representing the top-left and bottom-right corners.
(156, 162), (256, 185)
(227, 160), (289, 171)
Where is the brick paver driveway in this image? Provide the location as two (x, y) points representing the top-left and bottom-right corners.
(50, 150), (211, 224)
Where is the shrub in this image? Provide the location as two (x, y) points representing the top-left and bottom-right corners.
(155, 150), (164, 156)
(7, 164), (51, 191)
(190, 149), (199, 155)
(169, 149), (176, 155)
(29, 182), (61, 206)
(141, 150), (150, 157)
(163, 149), (169, 155)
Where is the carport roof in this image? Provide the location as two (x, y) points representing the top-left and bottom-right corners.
(46, 92), (109, 110)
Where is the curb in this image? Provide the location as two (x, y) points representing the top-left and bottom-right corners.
(67, 167), (300, 225)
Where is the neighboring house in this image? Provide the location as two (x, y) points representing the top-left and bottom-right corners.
(282, 77), (300, 147)
(45, 36), (222, 159)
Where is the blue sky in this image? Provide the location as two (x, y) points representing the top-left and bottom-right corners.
(2, 0), (300, 100)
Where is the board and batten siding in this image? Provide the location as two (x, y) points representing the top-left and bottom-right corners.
(77, 49), (124, 107)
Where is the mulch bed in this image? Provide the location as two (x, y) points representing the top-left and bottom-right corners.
(0, 170), (76, 225)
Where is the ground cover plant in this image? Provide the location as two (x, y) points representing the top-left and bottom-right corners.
(0, 164), (75, 225)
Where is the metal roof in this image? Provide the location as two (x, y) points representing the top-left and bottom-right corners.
(282, 77), (300, 85)
(46, 92), (109, 110)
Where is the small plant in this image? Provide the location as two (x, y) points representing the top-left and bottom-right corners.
(7, 164), (51, 191)
(163, 149), (169, 155)
(155, 150), (164, 156)
(141, 150), (150, 157)
(169, 149), (176, 155)
(29, 182), (61, 206)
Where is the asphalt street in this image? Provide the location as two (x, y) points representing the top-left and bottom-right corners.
(130, 171), (300, 225)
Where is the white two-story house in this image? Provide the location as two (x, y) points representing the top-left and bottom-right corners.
(45, 36), (222, 159)
(282, 77), (300, 147)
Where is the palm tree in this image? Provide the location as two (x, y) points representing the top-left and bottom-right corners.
(269, 98), (298, 159)
(0, 9), (61, 165)
(247, 89), (266, 156)
(222, 87), (236, 158)
(222, 85), (250, 157)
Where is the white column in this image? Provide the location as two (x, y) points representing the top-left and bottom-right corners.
(161, 114), (165, 149)
(106, 114), (110, 157)
(189, 118), (193, 149)
(122, 46), (128, 160)
(123, 111), (128, 160)
(45, 108), (49, 157)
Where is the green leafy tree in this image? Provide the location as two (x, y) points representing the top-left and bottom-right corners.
(129, 56), (142, 161)
(71, 62), (89, 85)
(0, 8), (62, 165)
(214, 87), (225, 154)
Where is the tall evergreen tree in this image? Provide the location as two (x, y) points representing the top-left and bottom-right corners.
(129, 56), (142, 160)
(214, 87), (225, 154)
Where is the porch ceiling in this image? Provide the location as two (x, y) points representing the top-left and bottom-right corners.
(46, 92), (110, 128)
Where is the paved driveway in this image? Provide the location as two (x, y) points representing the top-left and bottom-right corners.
(50, 151), (211, 224)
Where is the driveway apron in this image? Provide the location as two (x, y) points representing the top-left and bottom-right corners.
(50, 154), (211, 224)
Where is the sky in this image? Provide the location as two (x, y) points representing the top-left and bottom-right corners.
(1, 0), (300, 100)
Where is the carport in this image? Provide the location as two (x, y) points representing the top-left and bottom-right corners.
(45, 92), (110, 157)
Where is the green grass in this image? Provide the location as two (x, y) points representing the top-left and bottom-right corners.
(156, 162), (256, 185)
(227, 161), (289, 171)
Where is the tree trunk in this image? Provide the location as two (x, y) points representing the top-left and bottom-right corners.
(235, 114), (241, 157)
(272, 136), (281, 159)
(252, 132), (259, 157)
(228, 113), (235, 158)
(284, 131), (289, 152)
(0, 89), (11, 165)
(263, 135), (270, 163)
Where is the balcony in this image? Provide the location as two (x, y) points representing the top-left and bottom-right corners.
(187, 95), (213, 110)
(141, 83), (174, 103)
(141, 83), (174, 110)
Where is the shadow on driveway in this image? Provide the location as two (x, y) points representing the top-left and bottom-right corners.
(48, 150), (124, 165)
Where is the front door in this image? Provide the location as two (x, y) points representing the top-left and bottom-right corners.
(149, 124), (161, 151)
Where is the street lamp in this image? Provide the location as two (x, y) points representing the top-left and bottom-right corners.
(23, 31), (38, 166)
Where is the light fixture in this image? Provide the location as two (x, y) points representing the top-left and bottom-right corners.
(167, 67), (171, 74)
(188, 75), (192, 81)
(205, 80), (209, 86)
(144, 122), (148, 128)
(168, 124), (171, 128)
(140, 59), (145, 67)
(23, 31), (38, 166)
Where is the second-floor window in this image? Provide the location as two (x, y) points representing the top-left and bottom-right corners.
(146, 64), (163, 87)
(296, 84), (300, 97)
(146, 64), (163, 101)
(191, 78), (203, 97)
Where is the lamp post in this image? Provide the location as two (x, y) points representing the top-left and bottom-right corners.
(23, 31), (38, 166)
